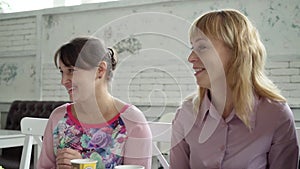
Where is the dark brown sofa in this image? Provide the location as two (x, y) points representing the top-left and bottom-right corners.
(0, 100), (69, 169)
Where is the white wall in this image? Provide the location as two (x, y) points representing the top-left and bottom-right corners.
(0, 0), (299, 116)
(0, 16), (38, 101)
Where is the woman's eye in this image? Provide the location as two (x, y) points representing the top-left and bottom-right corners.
(199, 45), (207, 50)
(68, 68), (75, 73)
(59, 68), (75, 75)
(192, 45), (207, 53)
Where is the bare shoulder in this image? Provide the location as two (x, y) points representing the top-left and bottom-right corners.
(113, 98), (129, 112)
(49, 103), (69, 120)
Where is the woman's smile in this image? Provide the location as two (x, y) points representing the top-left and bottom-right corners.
(193, 66), (206, 76)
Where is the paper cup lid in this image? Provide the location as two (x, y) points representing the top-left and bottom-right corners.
(70, 159), (97, 164)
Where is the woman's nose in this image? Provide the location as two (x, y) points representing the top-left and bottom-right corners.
(188, 51), (199, 63)
(61, 74), (71, 86)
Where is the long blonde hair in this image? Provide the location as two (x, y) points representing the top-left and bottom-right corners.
(188, 9), (285, 128)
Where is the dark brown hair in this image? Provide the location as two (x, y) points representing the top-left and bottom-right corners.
(54, 37), (118, 80)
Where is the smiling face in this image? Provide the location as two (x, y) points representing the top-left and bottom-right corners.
(59, 59), (97, 102)
(188, 35), (232, 88)
(54, 37), (112, 102)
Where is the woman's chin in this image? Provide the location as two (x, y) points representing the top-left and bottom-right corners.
(196, 81), (210, 89)
(69, 93), (79, 102)
(69, 95), (74, 102)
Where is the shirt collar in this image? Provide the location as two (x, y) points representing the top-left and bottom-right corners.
(197, 91), (260, 138)
(197, 90), (220, 126)
(197, 91), (222, 143)
(229, 95), (260, 130)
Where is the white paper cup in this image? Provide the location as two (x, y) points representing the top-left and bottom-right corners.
(70, 159), (97, 169)
(114, 165), (145, 169)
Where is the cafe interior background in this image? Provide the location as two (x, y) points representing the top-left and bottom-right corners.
(0, 0), (299, 128)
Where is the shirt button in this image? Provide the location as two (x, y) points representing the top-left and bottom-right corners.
(221, 122), (227, 127)
(220, 145), (225, 151)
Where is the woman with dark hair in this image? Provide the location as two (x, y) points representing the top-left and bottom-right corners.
(38, 37), (152, 169)
(170, 9), (298, 169)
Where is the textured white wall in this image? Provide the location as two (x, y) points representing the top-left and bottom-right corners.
(0, 16), (38, 101)
(0, 0), (299, 113)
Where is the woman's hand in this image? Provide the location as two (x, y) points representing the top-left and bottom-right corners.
(56, 148), (82, 169)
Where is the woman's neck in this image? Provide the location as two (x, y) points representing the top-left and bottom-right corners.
(73, 87), (118, 124)
(210, 88), (233, 119)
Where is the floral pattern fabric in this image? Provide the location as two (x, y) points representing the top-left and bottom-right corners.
(53, 105), (128, 169)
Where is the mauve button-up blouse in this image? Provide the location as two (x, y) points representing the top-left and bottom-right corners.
(170, 93), (299, 169)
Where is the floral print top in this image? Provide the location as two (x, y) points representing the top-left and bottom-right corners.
(53, 104), (128, 169)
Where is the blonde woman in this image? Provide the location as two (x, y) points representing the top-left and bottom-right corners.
(170, 9), (298, 169)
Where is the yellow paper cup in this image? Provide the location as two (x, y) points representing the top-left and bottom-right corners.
(70, 159), (97, 169)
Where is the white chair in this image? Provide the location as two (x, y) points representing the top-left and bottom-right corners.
(158, 113), (175, 154)
(159, 113), (175, 123)
(19, 117), (48, 169)
(296, 127), (300, 155)
(148, 121), (172, 169)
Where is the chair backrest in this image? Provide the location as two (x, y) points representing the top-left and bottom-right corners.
(296, 127), (300, 154)
(158, 113), (175, 153)
(19, 117), (48, 169)
(148, 121), (172, 169)
(6, 101), (67, 130)
(159, 113), (175, 123)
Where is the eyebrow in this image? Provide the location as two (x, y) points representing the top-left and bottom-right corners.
(191, 37), (207, 46)
(195, 37), (207, 42)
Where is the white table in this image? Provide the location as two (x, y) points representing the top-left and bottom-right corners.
(0, 129), (25, 148)
(0, 129), (40, 168)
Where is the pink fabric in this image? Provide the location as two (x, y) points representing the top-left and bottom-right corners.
(66, 103), (129, 128)
(37, 104), (152, 169)
(170, 92), (299, 169)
